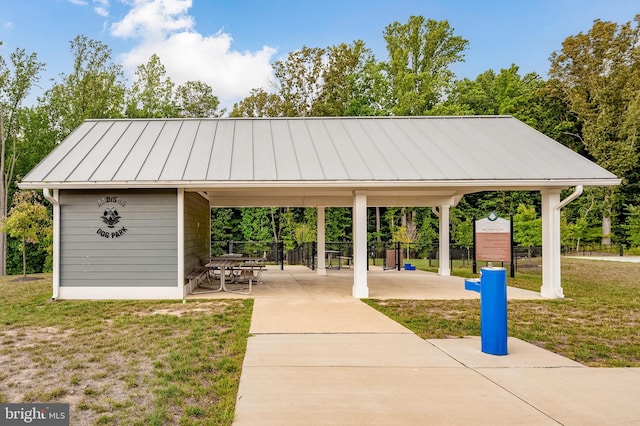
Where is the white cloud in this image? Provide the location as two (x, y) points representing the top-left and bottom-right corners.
(93, 0), (110, 17)
(2, 21), (14, 30)
(110, 0), (276, 111)
(111, 0), (193, 40)
(67, 0), (108, 17)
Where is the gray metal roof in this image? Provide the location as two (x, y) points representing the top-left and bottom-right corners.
(21, 116), (619, 190)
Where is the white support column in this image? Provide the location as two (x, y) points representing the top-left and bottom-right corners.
(438, 205), (451, 276)
(317, 206), (326, 275)
(53, 189), (60, 299)
(44, 189), (60, 300)
(352, 191), (369, 298)
(541, 188), (564, 298)
(177, 188), (185, 293)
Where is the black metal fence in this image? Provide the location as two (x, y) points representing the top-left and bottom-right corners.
(288, 242), (354, 270)
(287, 243), (314, 268)
(211, 240), (285, 269)
(563, 244), (624, 257)
(213, 240), (627, 274)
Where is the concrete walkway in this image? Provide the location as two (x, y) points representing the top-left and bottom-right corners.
(566, 255), (640, 263)
(234, 297), (640, 425)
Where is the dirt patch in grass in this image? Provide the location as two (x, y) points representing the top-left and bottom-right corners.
(0, 276), (252, 425)
(139, 301), (230, 317)
(0, 326), (147, 424)
(11, 276), (41, 282)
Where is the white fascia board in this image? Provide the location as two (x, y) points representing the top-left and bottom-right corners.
(208, 195), (458, 208)
(209, 196), (352, 207)
(19, 178), (621, 191)
(368, 196), (457, 207)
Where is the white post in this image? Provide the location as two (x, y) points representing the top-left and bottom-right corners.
(178, 189), (185, 294)
(44, 189), (61, 300)
(438, 205), (451, 276)
(352, 191), (368, 298)
(541, 188), (563, 298)
(317, 206), (326, 275)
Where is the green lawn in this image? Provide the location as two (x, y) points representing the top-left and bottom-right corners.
(0, 276), (252, 425)
(366, 257), (640, 367)
(2, 258), (638, 425)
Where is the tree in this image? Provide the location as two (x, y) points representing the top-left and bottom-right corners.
(174, 80), (224, 118)
(443, 65), (543, 121)
(231, 40), (389, 118)
(292, 208), (317, 245)
(549, 16), (640, 245)
(210, 208), (235, 241)
(279, 208), (298, 251)
(417, 210), (438, 247)
(0, 191), (51, 278)
(126, 54), (176, 118)
(44, 35), (126, 140)
(230, 88), (284, 118)
(624, 205), (640, 248)
(383, 16), (468, 115)
(0, 44), (45, 275)
(294, 223), (316, 245)
(325, 207), (352, 242)
(562, 188), (602, 251)
(513, 204), (542, 256)
(239, 208), (273, 242)
(312, 41), (390, 116)
(12, 106), (58, 181)
(451, 215), (473, 247)
(392, 226), (413, 258)
(273, 46), (325, 116)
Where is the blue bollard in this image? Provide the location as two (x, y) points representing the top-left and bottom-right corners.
(465, 267), (508, 355)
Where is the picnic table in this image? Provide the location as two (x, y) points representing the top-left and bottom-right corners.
(195, 254), (265, 295)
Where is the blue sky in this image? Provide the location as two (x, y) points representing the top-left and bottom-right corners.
(1, 0), (638, 111)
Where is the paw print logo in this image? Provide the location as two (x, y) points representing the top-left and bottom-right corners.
(100, 207), (121, 228)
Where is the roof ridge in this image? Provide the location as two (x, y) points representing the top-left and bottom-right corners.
(80, 115), (514, 123)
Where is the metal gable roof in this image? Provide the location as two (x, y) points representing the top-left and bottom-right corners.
(21, 116), (619, 189)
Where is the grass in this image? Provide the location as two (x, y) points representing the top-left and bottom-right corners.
(0, 275), (252, 425)
(366, 257), (640, 367)
(3, 257), (639, 425)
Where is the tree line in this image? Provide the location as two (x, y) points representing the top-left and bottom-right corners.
(1, 15), (639, 275)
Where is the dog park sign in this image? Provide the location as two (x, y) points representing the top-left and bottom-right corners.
(475, 212), (511, 262)
(96, 196), (128, 239)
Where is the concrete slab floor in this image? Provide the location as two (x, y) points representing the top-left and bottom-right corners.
(186, 265), (543, 301)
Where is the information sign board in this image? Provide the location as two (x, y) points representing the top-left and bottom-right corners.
(475, 214), (511, 262)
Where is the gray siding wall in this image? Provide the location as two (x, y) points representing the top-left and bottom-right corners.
(60, 189), (178, 287)
(184, 192), (210, 275)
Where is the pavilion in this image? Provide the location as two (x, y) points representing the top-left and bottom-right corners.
(20, 116), (619, 300)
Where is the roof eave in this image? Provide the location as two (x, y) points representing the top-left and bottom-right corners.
(19, 178), (622, 191)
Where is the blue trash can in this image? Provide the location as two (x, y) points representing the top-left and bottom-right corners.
(465, 267), (508, 356)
